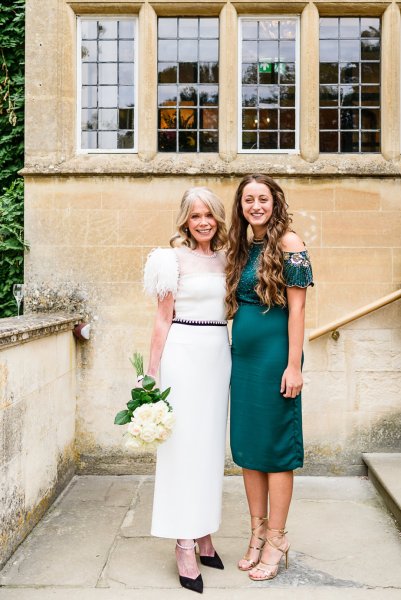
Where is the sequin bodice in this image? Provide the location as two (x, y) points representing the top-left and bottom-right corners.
(236, 243), (314, 305)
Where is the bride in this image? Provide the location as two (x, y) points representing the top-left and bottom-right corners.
(143, 187), (231, 594)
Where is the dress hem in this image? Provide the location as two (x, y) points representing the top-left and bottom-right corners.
(232, 456), (303, 473)
(151, 522), (221, 540)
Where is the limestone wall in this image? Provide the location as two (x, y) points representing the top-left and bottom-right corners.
(23, 176), (401, 475)
(0, 315), (78, 567)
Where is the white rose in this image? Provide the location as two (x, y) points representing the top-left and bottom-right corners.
(140, 423), (158, 443)
(157, 426), (170, 442)
(133, 404), (154, 423)
(161, 413), (175, 430)
(125, 435), (142, 450)
(128, 420), (142, 436)
(152, 401), (169, 422)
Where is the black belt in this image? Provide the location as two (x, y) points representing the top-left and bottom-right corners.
(172, 318), (227, 327)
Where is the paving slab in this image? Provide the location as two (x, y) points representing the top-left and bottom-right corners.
(0, 475), (400, 599)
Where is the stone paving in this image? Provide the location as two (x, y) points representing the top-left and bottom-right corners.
(0, 475), (400, 599)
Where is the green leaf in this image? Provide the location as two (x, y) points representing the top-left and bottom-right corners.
(131, 387), (144, 401)
(160, 387), (171, 401)
(142, 375), (156, 391)
(114, 410), (132, 425)
(127, 399), (140, 411)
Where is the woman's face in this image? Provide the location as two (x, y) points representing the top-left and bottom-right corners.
(241, 181), (274, 233)
(186, 198), (218, 246)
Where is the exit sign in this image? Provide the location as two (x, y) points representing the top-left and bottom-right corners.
(259, 62), (272, 73)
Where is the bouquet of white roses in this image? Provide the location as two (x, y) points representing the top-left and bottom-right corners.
(114, 353), (175, 451)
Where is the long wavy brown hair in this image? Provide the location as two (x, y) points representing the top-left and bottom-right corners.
(226, 174), (292, 318)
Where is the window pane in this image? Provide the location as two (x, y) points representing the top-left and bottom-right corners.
(319, 16), (381, 153)
(320, 18), (338, 39)
(240, 17), (298, 151)
(320, 63), (338, 84)
(119, 108), (134, 129)
(98, 21), (117, 39)
(320, 109), (338, 129)
(99, 63), (117, 85)
(361, 63), (380, 84)
(340, 109), (359, 129)
(340, 131), (359, 152)
(340, 62), (359, 83)
(118, 130), (134, 149)
(158, 63), (177, 84)
(158, 17), (219, 152)
(82, 21), (97, 40)
(199, 131), (218, 151)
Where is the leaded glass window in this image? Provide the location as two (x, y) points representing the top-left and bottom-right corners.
(319, 17), (381, 153)
(240, 17), (299, 153)
(157, 17), (219, 152)
(79, 18), (137, 151)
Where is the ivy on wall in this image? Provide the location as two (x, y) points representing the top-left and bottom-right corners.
(0, 1), (25, 317)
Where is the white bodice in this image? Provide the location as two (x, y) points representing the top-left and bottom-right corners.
(144, 246), (227, 321)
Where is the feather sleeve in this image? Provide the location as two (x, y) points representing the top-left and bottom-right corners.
(143, 248), (179, 300)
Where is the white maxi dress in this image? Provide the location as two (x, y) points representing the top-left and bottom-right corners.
(144, 246), (231, 539)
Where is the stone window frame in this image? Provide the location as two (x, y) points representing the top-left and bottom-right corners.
(237, 14), (301, 155)
(76, 14), (139, 154)
(315, 1), (400, 162)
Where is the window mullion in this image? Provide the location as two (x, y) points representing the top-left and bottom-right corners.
(300, 3), (319, 162)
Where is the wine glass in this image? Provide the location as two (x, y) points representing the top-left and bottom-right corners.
(12, 284), (24, 318)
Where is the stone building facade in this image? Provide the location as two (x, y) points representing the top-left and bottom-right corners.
(23, 0), (401, 475)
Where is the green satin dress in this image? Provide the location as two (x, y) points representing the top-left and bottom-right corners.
(230, 242), (314, 473)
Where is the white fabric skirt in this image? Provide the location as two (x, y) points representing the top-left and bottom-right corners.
(151, 323), (231, 539)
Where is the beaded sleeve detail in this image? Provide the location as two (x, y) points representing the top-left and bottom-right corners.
(283, 250), (314, 288)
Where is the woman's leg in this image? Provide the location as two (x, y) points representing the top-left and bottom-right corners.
(249, 470), (293, 579)
(238, 468), (269, 569)
(176, 539), (200, 579)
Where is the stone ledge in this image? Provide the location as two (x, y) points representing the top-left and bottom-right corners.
(0, 312), (82, 350)
(362, 452), (401, 527)
(20, 152), (401, 178)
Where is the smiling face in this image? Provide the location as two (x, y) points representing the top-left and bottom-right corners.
(241, 180), (274, 237)
(186, 198), (218, 247)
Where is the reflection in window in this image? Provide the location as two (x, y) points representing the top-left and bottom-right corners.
(319, 17), (380, 153)
(80, 18), (136, 151)
(158, 17), (219, 152)
(240, 17), (298, 152)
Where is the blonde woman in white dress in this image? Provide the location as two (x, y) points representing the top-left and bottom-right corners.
(143, 187), (231, 594)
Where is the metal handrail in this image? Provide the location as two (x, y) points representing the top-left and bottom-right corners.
(309, 289), (401, 341)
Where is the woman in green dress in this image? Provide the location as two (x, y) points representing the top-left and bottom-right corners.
(226, 174), (313, 582)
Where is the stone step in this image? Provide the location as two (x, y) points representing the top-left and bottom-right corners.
(362, 453), (401, 527)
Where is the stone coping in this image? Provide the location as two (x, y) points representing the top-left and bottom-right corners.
(20, 152), (401, 178)
(0, 313), (82, 350)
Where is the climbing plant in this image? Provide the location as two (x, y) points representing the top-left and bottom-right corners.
(0, 1), (25, 317)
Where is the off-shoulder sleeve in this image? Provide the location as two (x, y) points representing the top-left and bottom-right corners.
(283, 250), (314, 288)
(143, 248), (179, 299)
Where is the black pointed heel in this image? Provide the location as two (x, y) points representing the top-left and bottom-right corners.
(179, 574), (204, 593)
(176, 541), (204, 594)
(199, 551), (224, 570)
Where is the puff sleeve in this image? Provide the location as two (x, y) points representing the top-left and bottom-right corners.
(283, 250), (314, 288)
(143, 248), (179, 300)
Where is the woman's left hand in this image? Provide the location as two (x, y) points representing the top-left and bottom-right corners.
(280, 366), (303, 398)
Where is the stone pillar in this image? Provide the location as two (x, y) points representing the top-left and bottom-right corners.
(219, 2), (238, 162)
(300, 2), (319, 162)
(138, 2), (158, 160)
(381, 3), (401, 161)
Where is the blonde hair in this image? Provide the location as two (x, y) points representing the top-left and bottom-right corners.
(170, 187), (227, 251)
(226, 174), (292, 319)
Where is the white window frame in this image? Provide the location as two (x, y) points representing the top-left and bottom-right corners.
(237, 15), (300, 154)
(76, 15), (139, 154)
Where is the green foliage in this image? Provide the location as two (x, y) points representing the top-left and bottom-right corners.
(114, 355), (172, 426)
(0, 179), (25, 316)
(0, 1), (25, 318)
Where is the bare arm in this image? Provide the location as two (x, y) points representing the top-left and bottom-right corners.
(280, 287), (306, 398)
(146, 293), (175, 378)
(280, 230), (307, 399)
